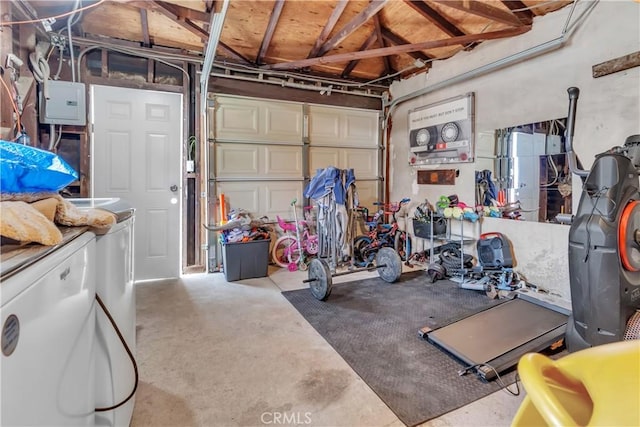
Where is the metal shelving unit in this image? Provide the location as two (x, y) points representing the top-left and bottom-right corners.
(428, 212), (481, 282)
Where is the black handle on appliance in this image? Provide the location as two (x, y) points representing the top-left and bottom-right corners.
(565, 87), (589, 177)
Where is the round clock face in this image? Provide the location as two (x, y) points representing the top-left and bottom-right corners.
(441, 122), (460, 142)
(416, 128), (431, 146)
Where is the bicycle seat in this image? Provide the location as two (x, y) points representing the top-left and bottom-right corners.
(276, 215), (297, 232)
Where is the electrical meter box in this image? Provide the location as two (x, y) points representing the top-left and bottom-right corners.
(39, 80), (86, 125)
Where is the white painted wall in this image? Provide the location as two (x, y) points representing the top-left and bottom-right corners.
(389, 0), (640, 302)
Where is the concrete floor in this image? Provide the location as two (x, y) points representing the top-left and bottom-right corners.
(131, 266), (525, 427)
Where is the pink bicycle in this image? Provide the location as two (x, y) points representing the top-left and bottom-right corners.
(272, 201), (319, 271)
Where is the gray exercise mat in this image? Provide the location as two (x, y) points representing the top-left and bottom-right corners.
(282, 270), (516, 426)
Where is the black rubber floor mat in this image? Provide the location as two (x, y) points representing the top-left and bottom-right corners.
(282, 270), (517, 426)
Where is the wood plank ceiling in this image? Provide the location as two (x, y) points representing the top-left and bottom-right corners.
(12, 0), (572, 90)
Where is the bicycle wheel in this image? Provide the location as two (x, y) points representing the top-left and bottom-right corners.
(272, 235), (299, 268)
(353, 235), (374, 267)
(394, 231), (412, 262)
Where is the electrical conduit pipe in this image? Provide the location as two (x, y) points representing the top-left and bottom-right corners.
(382, 0), (597, 127)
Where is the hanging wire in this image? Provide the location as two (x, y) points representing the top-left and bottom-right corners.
(53, 44), (64, 80)
(542, 156), (560, 187)
(67, 0), (82, 82)
(0, 76), (22, 140)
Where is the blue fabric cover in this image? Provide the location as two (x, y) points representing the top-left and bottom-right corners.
(0, 140), (78, 193)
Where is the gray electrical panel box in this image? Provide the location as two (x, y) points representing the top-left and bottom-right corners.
(39, 80), (86, 125)
(546, 135), (563, 155)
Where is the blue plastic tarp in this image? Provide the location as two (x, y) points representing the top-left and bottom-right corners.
(0, 140), (78, 194)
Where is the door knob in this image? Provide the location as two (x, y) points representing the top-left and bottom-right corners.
(170, 185), (178, 192)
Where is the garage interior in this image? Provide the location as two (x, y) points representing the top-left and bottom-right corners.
(1, 1), (639, 426)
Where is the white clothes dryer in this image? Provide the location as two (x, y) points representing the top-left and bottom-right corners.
(69, 198), (137, 427)
(1, 230), (96, 426)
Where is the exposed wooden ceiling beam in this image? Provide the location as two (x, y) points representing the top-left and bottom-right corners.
(307, 0), (349, 58)
(380, 28), (433, 62)
(403, 0), (465, 37)
(8, 0), (49, 39)
(128, 0), (211, 23)
(74, 34), (204, 61)
(432, 0), (523, 27)
(129, 1), (209, 41)
(501, 1), (534, 25)
(317, 0), (389, 57)
(403, 1), (479, 51)
(341, 30), (378, 78)
(373, 14), (392, 76)
(265, 25), (530, 70)
(217, 41), (252, 64)
(183, 18), (210, 40)
(139, 8), (150, 47)
(256, 0), (285, 64)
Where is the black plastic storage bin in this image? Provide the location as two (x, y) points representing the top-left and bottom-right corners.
(222, 239), (271, 281)
(412, 217), (447, 238)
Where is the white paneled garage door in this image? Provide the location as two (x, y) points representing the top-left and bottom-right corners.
(208, 95), (381, 267)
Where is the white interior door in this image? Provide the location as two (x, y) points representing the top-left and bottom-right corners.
(91, 85), (182, 281)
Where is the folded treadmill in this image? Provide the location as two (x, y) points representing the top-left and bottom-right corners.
(424, 293), (569, 381)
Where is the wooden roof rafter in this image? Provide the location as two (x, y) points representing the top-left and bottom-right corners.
(256, 0), (285, 65)
(501, 1), (534, 25)
(139, 8), (150, 47)
(380, 28), (433, 62)
(217, 41), (252, 65)
(432, 0), (523, 27)
(128, 1), (210, 42)
(380, 28), (433, 73)
(341, 30), (378, 78)
(373, 13), (392, 76)
(153, 1), (210, 23)
(403, 0), (466, 37)
(307, 0), (349, 58)
(265, 25), (531, 70)
(316, 0), (389, 57)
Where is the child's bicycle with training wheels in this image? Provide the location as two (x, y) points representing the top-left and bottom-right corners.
(272, 200), (319, 271)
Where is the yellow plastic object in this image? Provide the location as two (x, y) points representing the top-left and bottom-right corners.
(512, 340), (640, 427)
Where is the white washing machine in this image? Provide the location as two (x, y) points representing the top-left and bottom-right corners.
(69, 198), (137, 427)
(1, 230), (96, 426)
